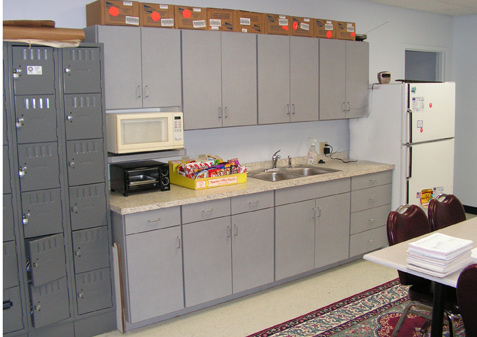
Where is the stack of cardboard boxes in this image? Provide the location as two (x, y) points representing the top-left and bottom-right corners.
(86, 0), (356, 40)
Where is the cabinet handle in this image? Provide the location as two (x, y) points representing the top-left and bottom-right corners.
(227, 225), (231, 237)
(224, 107), (228, 119)
(144, 85), (149, 98)
(368, 178), (377, 185)
(218, 107), (222, 119)
(369, 197), (377, 204)
(316, 207), (322, 218)
(287, 104), (291, 115)
(234, 224), (238, 236)
(3, 300), (13, 310)
(292, 104), (296, 115)
(147, 218), (161, 224)
(136, 85), (141, 99)
(176, 236), (181, 249)
(202, 209), (214, 217)
(347, 102), (351, 112)
(368, 218), (376, 225)
(249, 200), (259, 209)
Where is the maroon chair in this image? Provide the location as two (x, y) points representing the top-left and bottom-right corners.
(457, 264), (477, 337)
(387, 205), (459, 337)
(428, 194), (466, 231)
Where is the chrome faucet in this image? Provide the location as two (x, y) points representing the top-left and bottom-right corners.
(272, 150), (281, 169)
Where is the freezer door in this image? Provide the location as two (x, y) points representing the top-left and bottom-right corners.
(407, 82), (455, 143)
(405, 139), (454, 206)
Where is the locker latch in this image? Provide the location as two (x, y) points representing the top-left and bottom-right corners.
(12, 68), (22, 79)
(15, 117), (25, 128)
(18, 166), (27, 178)
(3, 300), (13, 310)
(30, 304), (41, 314)
(22, 212), (31, 225)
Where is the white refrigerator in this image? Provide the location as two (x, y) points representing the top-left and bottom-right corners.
(350, 82), (455, 210)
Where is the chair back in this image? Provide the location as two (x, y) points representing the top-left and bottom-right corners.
(457, 264), (477, 337)
(387, 204), (431, 286)
(428, 194), (466, 231)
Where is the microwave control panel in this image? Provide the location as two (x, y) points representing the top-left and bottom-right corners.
(174, 115), (183, 142)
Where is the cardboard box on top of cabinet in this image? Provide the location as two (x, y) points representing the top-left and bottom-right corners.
(334, 21), (356, 40)
(86, 0), (140, 27)
(175, 5), (207, 30)
(139, 3), (175, 28)
(234, 10), (264, 34)
(207, 8), (236, 32)
(314, 19), (335, 39)
(263, 13), (291, 35)
(290, 16), (314, 37)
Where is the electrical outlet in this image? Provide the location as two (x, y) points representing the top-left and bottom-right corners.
(319, 142), (328, 154)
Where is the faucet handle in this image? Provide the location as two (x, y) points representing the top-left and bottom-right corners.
(272, 150), (281, 158)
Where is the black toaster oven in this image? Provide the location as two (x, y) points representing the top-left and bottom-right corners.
(110, 161), (170, 196)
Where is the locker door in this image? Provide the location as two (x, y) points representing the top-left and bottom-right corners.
(29, 277), (70, 328)
(12, 46), (55, 95)
(69, 183), (107, 230)
(62, 47), (101, 94)
(21, 189), (63, 238)
(72, 227), (110, 274)
(3, 286), (24, 333)
(14, 95), (57, 144)
(3, 241), (19, 289)
(3, 145), (11, 194)
(3, 194), (15, 242)
(3, 105), (7, 145)
(64, 94), (103, 140)
(75, 268), (112, 314)
(66, 139), (105, 186)
(27, 234), (66, 286)
(17, 143), (60, 192)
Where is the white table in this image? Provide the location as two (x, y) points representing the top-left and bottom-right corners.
(364, 216), (477, 336)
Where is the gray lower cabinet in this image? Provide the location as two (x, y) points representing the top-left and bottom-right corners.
(349, 171), (392, 257)
(319, 39), (369, 120)
(275, 179), (351, 280)
(112, 206), (184, 324)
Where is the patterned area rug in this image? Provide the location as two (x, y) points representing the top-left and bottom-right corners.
(247, 279), (465, 337)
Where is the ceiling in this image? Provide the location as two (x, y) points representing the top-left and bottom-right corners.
(368, 0), (477, 16)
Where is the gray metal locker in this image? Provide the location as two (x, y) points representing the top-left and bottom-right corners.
(21, 189), (63, 238)
(27, 234), (66, 287)
(64, 94), (103, 140)
(3, 105), (7, 145)
(3, 241), (19, 289)
(3, 286), (24, 333)
(29, 277), (70, 328)
(66, 139), (105, 186)
(72, 227), (110, 274)
(3, 193), (15, 242)
(62, 47), (101, 94)
(75, 268), (112, 315)
(14, 95), (57, 144)
(3, 145), (11, 194)
(69, 183), (107, 231)
(12, 46), (55, 95)
(26, 322), (74, 337)
(17, 142), (60, 192)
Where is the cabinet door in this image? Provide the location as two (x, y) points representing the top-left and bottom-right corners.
(182, 30), (222, 130)
(345, 41), (369, 118)
(257, 34), (291, 124)
(221, 32), (257, 127)
(75, 268), (112, 314)
(66, 139), (105, 186)
(3, 146), (11, 194)
(62, 47), (101, 94)
(69, 183), (107, 231)
(3, 286), (24, 333)
(29, 277), (70, 328)
(14, 95), (57, 144)
(64, 94), (103, 141)
(315, 193), (350, 268)
(72, 227), (110, 274)
(232, 208), (274, 293)
(3, 194), (15, 242)
(96, 26), (142, 110)
(275, 200), (315, 281)
(125, 226), (183, 323)
(319, 39), (346, 120)
(290, 36), (319, 122)
(3, 241), (19, 289)
(183, 217), (232, 307)
(141, 28), (182, 108)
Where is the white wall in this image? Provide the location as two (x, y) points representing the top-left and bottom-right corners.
(453, 15), (477, 208)
(6, 0), (473, 206)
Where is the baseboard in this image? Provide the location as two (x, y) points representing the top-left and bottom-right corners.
(464, 205), (477, 215)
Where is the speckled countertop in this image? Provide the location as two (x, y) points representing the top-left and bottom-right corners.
(109, 156), (394, 215)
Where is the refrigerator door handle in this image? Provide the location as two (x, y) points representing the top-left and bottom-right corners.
(406, 109), (413, 144)
(407, 146), (412, 180)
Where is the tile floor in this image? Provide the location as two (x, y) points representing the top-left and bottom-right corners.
(96, 260), (397, 337)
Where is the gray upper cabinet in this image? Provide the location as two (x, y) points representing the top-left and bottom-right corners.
(258, 35), (319, 124)
(85, 26), (181, 110)
(319, 40), (369, 120)
(182, 30), (257, 130)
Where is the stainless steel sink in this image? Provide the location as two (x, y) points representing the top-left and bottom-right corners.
(248, 166), (340, 182)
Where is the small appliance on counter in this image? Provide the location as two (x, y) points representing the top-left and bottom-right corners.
(377, 71), (391, 84)
(110, 160), (170, 196)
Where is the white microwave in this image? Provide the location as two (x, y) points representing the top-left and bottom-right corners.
(106, 112), (184, 154)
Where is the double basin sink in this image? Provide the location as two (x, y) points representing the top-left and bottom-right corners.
(248, 165), (340, 182)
